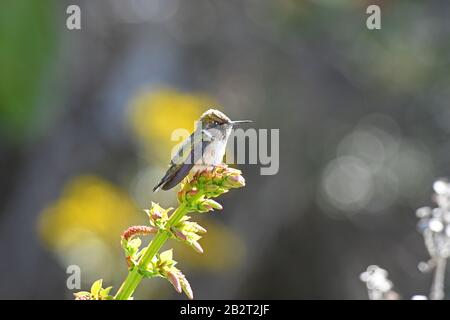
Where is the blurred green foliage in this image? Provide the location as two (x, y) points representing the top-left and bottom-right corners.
(0, 0), (56, 142)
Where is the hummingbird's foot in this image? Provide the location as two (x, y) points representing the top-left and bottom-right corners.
(192, 164), (215, 173)
(207, 164), (227, 172)
(207, 163), (229, 174)
(214, 163), (228, 169)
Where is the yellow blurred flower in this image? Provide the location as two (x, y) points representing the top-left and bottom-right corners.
(38, 175), (139, 255)
(128, 87), (216, 163)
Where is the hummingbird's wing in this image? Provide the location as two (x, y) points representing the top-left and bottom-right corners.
(153, 130), (210, 192)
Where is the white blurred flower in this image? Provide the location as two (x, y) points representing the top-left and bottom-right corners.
(360, 265), (396, 300)
(416, 179), (450, 261)
(416, 178), (450, 300)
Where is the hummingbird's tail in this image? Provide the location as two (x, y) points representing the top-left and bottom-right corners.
(153, 166), (174, 192)
(153, 162), (195, 192)
(153, 179), (164, 192)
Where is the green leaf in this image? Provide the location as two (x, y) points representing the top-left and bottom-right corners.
(90, 279), (103, 296)
(100, 286), (113, 298)
(129, 238), (142, 251)
(159, 249), (173, 262)
(120, 238), (128, 250)
(122, 237), (142, 257)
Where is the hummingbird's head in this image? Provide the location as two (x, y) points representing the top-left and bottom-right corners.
(198, 109), (252, 130)
(199, 109), (232, 129)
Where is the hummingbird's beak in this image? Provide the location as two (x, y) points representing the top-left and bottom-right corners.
(231, 120), (252, 125)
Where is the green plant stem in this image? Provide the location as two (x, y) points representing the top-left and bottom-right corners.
(114, 195), (201, 300)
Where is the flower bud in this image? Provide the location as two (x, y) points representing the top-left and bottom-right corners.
(192, 223), (207, 234)
(177, 190), (186, 203)
(203, 199), (223, 210)
(209, 188), (228, 198)
(227, 167), (242, 175)
(145, 202), (172, 224)
(167, 270), (182, 293)
(74, 292), (92, 300)
(197, 202), (213, 213)
(180, 277), (194, 300)
(121, 225), (157, 241)
(171, 227), (188, 241)
(191, 241), (204, 254)
(223, 175), (245, 188)
(203, 183), (220, 193)
(146, 209), (162, 221)
(187, 190), (199, 200)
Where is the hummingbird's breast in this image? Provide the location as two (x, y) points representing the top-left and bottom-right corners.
(201, 139), (227, 165)
(196, 126), (231, 168)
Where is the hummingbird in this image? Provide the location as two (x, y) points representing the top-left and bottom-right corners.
(153, 109), (252, 192)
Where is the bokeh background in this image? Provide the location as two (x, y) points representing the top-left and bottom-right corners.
(1, 0), (450, 299)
